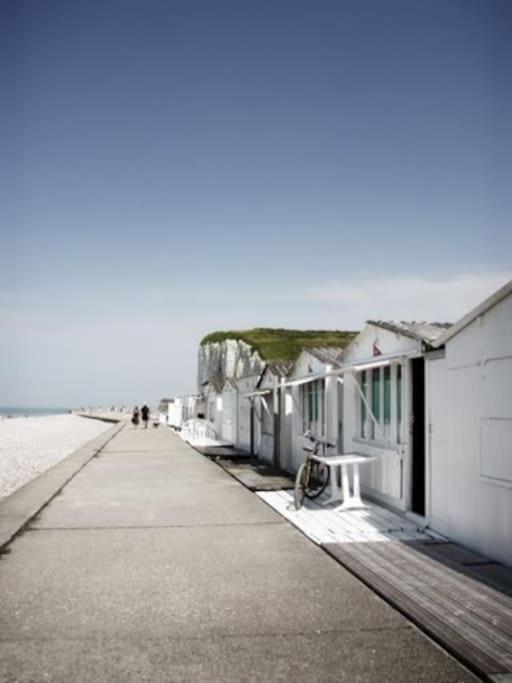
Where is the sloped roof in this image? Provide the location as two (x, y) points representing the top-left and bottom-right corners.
(367, 320), (451, 344)
(305, 347), (345, 366)
(201, 378), (224, 394)
(264, 360), (295, 377)
(432, 279), (512, 347)
(222, 377), (238, 390)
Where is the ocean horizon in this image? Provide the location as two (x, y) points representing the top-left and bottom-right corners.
(0, 406), (71, 418)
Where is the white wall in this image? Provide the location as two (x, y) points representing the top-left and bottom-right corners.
(221, 385), (237, 444)
(235, 375), (259, 453)
(284, 351), (340, 474)
(253, 369), (278, 466)
(342, 325), (421, 511)
(428, 293), (512, 565)
(205, 387), (222, 437)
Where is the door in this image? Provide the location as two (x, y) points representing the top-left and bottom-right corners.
(411, 357), (426, 516)
(260, 394), (274, 464)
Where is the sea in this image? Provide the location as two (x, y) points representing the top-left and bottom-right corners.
(0, 407), (71, 418)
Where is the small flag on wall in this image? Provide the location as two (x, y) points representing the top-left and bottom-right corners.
(373, 342), (382, 357)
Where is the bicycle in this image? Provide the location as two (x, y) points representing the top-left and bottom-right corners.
(293, 431), (336, 510)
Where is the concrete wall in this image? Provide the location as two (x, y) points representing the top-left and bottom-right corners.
(428, 293), (512, 565)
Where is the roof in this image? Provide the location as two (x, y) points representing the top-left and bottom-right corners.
(201, 378), (224, 394)
(222, 377), (238, 390)
(304, 347), (345, 366)
(433, 279), (512, 347)
(264, 360), (294, 377)
(367, 320), (451, 344)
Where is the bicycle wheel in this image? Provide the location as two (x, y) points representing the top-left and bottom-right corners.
(293, 463), (308, 510)
(304, 462), (330, 499)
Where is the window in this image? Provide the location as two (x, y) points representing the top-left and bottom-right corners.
(360, 370), (367, 438)
(302, 379), (325, 432)
(384, 366), (391, 425)
(371, 368), (380, 439)
(357, 363), (403, 445)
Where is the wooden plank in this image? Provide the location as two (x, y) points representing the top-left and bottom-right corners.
(386, 541), (512, 618)
(374, 542), (512, 632)
(364, 543), (512, 655)
(323, 542), (508, 677)
(337, 542), (512, 669)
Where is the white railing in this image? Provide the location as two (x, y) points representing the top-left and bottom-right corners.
(181, 419), (218, 445)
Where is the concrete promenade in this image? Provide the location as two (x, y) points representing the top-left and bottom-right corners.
(0, 426), (477, 681)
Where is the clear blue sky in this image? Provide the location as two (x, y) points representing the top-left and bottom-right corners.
(1, 0), (511, 406)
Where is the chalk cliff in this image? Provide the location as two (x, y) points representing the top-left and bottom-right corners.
(197, 339), (265, 389)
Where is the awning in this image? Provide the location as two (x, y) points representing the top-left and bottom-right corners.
(351, 359), (392, 372)
(244, 388), (273, 397)
(282, 372), (327, 388)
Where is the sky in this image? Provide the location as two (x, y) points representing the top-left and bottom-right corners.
(1, 0), (511, 407)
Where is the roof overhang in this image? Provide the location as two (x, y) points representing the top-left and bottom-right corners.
(432, 279), (512, 347)
(283, 372), (327, 388)
(245, 388), (273, 397)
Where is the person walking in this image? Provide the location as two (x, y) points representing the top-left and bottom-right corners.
(131, 406), (140, 427)
(141, 404), (150, 429)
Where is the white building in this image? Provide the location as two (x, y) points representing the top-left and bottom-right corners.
(202, 379), (224, 437)
(158, 398), (173, 425)
(427, 281), (512, 566)
(235, 373), (262, 454)
(220, 377), (238, 445)
(281, 348), (344, 474)
(340, 321), (448, 516)
(250, 361), (293, 466)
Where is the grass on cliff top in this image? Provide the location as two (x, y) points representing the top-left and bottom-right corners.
(200, 328), (358, 361)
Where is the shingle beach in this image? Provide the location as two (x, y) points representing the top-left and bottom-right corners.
(0, 415), (110, 498)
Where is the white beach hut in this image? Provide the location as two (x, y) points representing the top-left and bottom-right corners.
(427, 281), (512, 565)
(202, 379), (224, 436)
(220, 377), (238, 445)
(235, 373), (261, 454)
(281, 348), (344, 474)
(340, 321), (449, 516)
(158, 398), (173, 425)
(249, 361), (294, 466)
(168, 396), (184, 430)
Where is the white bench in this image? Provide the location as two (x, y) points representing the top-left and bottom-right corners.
(312, 453), (376, 510)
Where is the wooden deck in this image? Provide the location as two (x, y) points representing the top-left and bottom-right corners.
(258, 490), (512, 681)
(216, 458), (295, 491)
(257, 490), (443, 544)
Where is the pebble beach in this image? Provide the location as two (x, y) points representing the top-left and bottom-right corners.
(0, 414), (111, 498)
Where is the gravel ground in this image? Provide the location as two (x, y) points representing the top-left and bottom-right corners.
(0, 415), (111, 498)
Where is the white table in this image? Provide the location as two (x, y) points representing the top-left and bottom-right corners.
(312, 453), (376, 510)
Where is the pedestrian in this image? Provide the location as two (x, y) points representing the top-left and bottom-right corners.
(131, 406), (140, 427)
(141, 404), (150, 429)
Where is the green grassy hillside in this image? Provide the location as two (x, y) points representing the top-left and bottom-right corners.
(200, 328), (358, 361)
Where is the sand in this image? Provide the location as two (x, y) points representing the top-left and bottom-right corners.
(0, 414), (111, 498)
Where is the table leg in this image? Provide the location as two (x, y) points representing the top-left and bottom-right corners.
(325, 465), (343, 503)
(336, 463), (366, 511)
(341, 464), (351, 501)
(351, 463), (363, 507)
